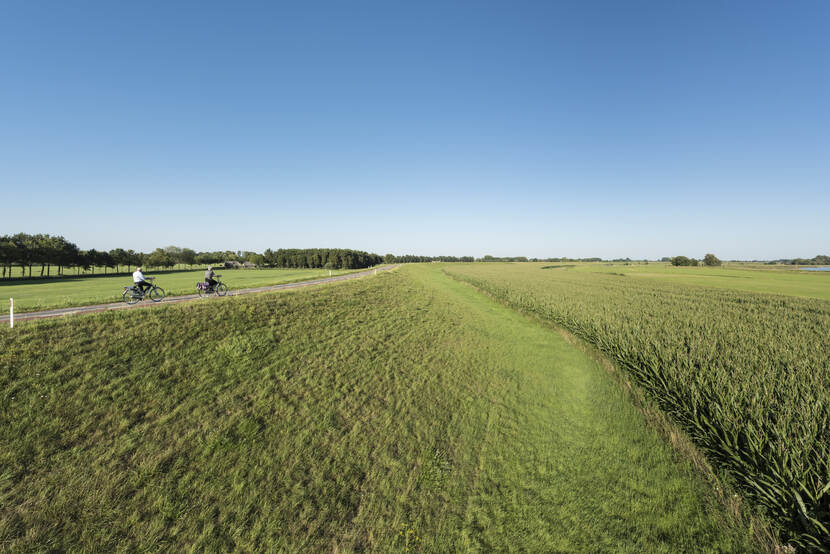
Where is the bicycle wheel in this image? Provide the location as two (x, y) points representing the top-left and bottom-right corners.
(215, 283), (228, 296)
(123, 288), (141, 305)
(197, 285), (207, 299)
(149, 286), (165, 302)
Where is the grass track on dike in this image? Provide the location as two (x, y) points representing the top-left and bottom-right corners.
(0, 265), (755, 552)
(0, 267), (362, 315)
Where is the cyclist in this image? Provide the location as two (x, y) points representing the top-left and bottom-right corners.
(133, 267), (152, 294)
(204, 266), (218, 291)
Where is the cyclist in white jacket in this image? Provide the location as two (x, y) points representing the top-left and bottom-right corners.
(133, 267), (152, 294)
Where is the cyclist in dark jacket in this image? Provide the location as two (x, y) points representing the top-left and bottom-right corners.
(205, 266), (218, 290)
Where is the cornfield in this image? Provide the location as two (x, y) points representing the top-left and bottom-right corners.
(446, 264), (830, 550)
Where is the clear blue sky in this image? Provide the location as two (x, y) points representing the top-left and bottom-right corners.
(1, 1), (828, 259)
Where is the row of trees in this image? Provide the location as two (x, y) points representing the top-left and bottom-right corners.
(383, 254), (475, 263)
(775, 255), (830, 265)
(0, 235), (491, 279)
(0, 233), (132, 278)
(0, 234), (392, 279)
(262, 248), (382, 269)
(0, 234), (207, 278)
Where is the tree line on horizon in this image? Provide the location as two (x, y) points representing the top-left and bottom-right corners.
(773, 254), (830, 265)
(0, 233), (475, 279)
(0, 234), (390, 279)
(2, 233), (827, 280)
(666, 253), (830, 266)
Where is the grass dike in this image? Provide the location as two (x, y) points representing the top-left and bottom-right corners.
(0, 264), (755, 551)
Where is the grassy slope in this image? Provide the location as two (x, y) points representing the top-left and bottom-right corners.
(447, 263), (830, 549)
(0, 267), (360, 314)
(566, 262), (830, 300)
(0, 265), (752, 552)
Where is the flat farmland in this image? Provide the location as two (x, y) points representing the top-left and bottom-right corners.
(0, 268), (361, 314)
(562, 262), (830, 300)
(0, 265), (755, 552)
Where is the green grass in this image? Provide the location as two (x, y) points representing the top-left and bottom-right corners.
(446, 262), (830, 550)
(0, 267), (361, 314)
(560, 262), (830, 301)
(0, 265), (754, 551)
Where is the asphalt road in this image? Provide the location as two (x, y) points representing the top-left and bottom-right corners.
(1, 265), (398, 324)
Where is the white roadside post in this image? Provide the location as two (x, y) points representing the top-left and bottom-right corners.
(9, 298), (13, 328)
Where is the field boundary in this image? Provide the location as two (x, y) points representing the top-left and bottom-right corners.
(1, 265), (397, 324)
(441, 269), (790, 554)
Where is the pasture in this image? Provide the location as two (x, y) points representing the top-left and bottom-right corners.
(562, 262), (830, 300)
(0, 267), (360, 314)
(0, 265), (755, 552)
(447, 263), (830, 550)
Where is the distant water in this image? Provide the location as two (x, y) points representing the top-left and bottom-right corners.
(799, 267), (830, 271)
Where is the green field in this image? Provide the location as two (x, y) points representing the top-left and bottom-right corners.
(0, 265), (757, 552)
(446, 263), (830, 550)
(561, 262), (830, 301)
(0, 267), (361, 315)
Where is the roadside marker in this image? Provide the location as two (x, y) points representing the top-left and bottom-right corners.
(9, 298), (13, 328)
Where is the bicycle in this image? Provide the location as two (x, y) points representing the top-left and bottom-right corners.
(122, 277), (165, 305)
(197, 274), (228, 298)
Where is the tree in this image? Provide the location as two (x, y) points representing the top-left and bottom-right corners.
(99, 250), (115, 273)
(671, 256), (699, 267)
(180, 248), (197, 267)
(120, 250), (142, 272)
(55, 236), (80, 275)
(146, 248), (175, 269)
(246, 253), (264, 266)
(84, 249), (103, 274)
(0, 235), (15, 279)
(10, 233), (31, 277)
(31, 234), (52, 277)
(77, 251), (92, 273)
(163, 246), (184, 268)
(703, 253), (722, 266)
(110, 248), (128, 272)
(195, 252), (221, 266)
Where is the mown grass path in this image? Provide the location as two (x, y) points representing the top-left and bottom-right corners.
(406, 266), (751, 552)
(0, 265), (752, 551)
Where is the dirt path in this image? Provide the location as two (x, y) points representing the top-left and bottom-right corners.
(1, 265), (397, 323)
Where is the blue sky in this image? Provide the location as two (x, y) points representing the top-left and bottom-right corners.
(1, 1), (828, 259)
